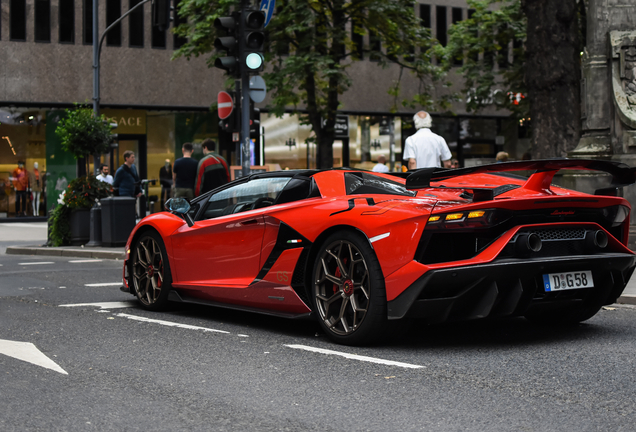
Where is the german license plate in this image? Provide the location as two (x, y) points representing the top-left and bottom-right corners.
(542, 271), (594, 292)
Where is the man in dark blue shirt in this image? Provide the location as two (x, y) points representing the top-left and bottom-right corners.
(113, 151), (141, 197)
(172, 142), (198, 200)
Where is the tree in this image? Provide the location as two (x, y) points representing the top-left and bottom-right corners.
(174, 0), (448, 168)
(440, 0), (582, 159)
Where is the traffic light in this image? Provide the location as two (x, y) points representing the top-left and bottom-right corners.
(242, 10), (265, 73)
(152, 0), (172, 31)
(214, 14), (240, 76)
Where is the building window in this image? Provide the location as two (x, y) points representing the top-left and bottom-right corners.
(35, 0), (51, 42)
(83, 0), (93, 44)
(436, 6), (447, 47)
(452, 7), (462, 66)
(10, 0), (27, 41)
(369, 30), (381, 62)
(468, 9), (477, 62)
(173, 0), (187, 49)
(151, 26), (166, 49)
(59, 0), (75, 43)
(351, 20), (363, 60)
(106, 0), (121, 46)
(420, 4), (431, 29)
(129, 0), (144, 47)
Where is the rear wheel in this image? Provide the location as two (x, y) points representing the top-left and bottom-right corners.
(131, 231), (172, 311)
(312, 231), (387, 345)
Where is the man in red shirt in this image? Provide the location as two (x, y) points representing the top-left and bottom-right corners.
(195, 139), (230, 196)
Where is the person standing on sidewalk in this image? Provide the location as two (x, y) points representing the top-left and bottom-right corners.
(195, 139), (230, 196)
(113, 151), (141, 197)
(403, 111), (452, 169)
(172, 142), (198, 200)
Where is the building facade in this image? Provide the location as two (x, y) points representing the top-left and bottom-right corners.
(0, 0), (524, 218)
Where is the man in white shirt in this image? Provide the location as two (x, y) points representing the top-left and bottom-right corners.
(96, 164), (114, 185)
(403, 111), (452, 169)
(372, 155), (390, 173)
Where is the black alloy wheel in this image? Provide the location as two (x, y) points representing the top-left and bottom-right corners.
(312, 230), (387, 345)
(131, 231), (172, 311)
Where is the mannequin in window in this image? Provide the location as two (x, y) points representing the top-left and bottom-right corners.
(11, 161), (28, 217)
(28, 162), (42, 216)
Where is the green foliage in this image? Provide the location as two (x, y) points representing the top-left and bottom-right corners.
(437, 0), (528, 118)
(55, 105), (114, 159)
(48, 204), (71, 247)
(173, 0), (450, 166)
(48, 176), (111, 247)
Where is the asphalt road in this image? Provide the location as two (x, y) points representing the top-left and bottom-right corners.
(2, 251), (636, 431)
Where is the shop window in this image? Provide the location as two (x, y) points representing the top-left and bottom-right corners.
(35, 0), (51, 42)
(173, 0), (187, 49)
(436, 6), (447, 47)
(152, 26), (166, 49)
(83, 0), (93, 44)
(59, 0), (75, 44)
(106, 0), (121, 46)
(467, 9), (478, 62)
(129, 0), (144, 48)
(10, 0), (27, 41)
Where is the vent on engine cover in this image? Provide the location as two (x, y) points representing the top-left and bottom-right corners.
(528, 228), (586, 241)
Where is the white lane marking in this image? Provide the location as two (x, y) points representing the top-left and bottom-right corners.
(285, 344), (424, 369)
(0, 339), (68, 375)
(116, 313), (230, 334)
(59, 301), (137, 309)
(69, 259), (103, 263)
(18, 262), (54, 266)
(369, 232), (390, 243)
(84, 282), (121, 287)
(0, 223), (47, 228)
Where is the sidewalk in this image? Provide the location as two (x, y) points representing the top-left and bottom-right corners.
(2, 222), (636, 305)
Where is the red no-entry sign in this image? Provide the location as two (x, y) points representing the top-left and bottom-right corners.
(217, 91), (233, 119)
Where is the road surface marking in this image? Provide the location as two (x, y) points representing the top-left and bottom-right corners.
(285, 344), (424, 369)
(69, 259), (103, 263)
(0, 339), (68, 375)
(60, 301), (137, 309)
(18, 262), (54, 266)
(116, 313), (230, 334)
(84, 282), (121, 287)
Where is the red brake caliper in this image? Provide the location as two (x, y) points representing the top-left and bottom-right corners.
(157, 260), (163, 288)
(333, 258), (348, 293)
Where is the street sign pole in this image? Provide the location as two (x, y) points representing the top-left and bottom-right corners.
(239, 0), (251, 178)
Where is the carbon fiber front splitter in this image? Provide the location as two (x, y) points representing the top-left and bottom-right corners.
(387, 253), (636, 323)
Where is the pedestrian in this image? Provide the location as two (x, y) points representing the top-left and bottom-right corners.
(403, 111), (452, 169)
(159, 159), (173, 210)
(172, 142), (198, 200)
(113, 151), (142, 197)
(372, 154), (390, 173)
(195, 139), (230, 196)
(96, 164), (114, 185)
(496, 151), (509, 163)
(450, 158), (460, 169)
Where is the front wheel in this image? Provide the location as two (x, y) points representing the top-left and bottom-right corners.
(312, 231), (387, 345)
(131, 231), (172, 311)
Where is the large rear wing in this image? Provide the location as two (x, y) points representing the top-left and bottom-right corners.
(403, 159), (636, 198)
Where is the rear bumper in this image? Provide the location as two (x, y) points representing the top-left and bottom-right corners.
(387, 253), (636, 322)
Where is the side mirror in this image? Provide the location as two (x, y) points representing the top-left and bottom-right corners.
(165, 198), (190, 214)
(165, 198), (194, 227)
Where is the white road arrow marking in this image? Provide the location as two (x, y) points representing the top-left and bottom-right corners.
(0, 339), (68, 375)
(116, 313), (230, 334)
(59, 301), (137, 309)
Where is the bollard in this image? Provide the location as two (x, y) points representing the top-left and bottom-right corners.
(85, 204), (102, 247)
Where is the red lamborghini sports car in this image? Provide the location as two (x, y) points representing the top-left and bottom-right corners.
(120, 159), (636, 345)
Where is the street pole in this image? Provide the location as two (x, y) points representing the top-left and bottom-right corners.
(389, 118), (395, 172)
(239, 0), (251, 178)
(92, 0), (151, 175)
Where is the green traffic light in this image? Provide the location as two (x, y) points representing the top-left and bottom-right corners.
(245, 52), (263, 70)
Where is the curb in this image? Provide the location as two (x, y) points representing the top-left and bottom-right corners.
(5, 245), (124, 260)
